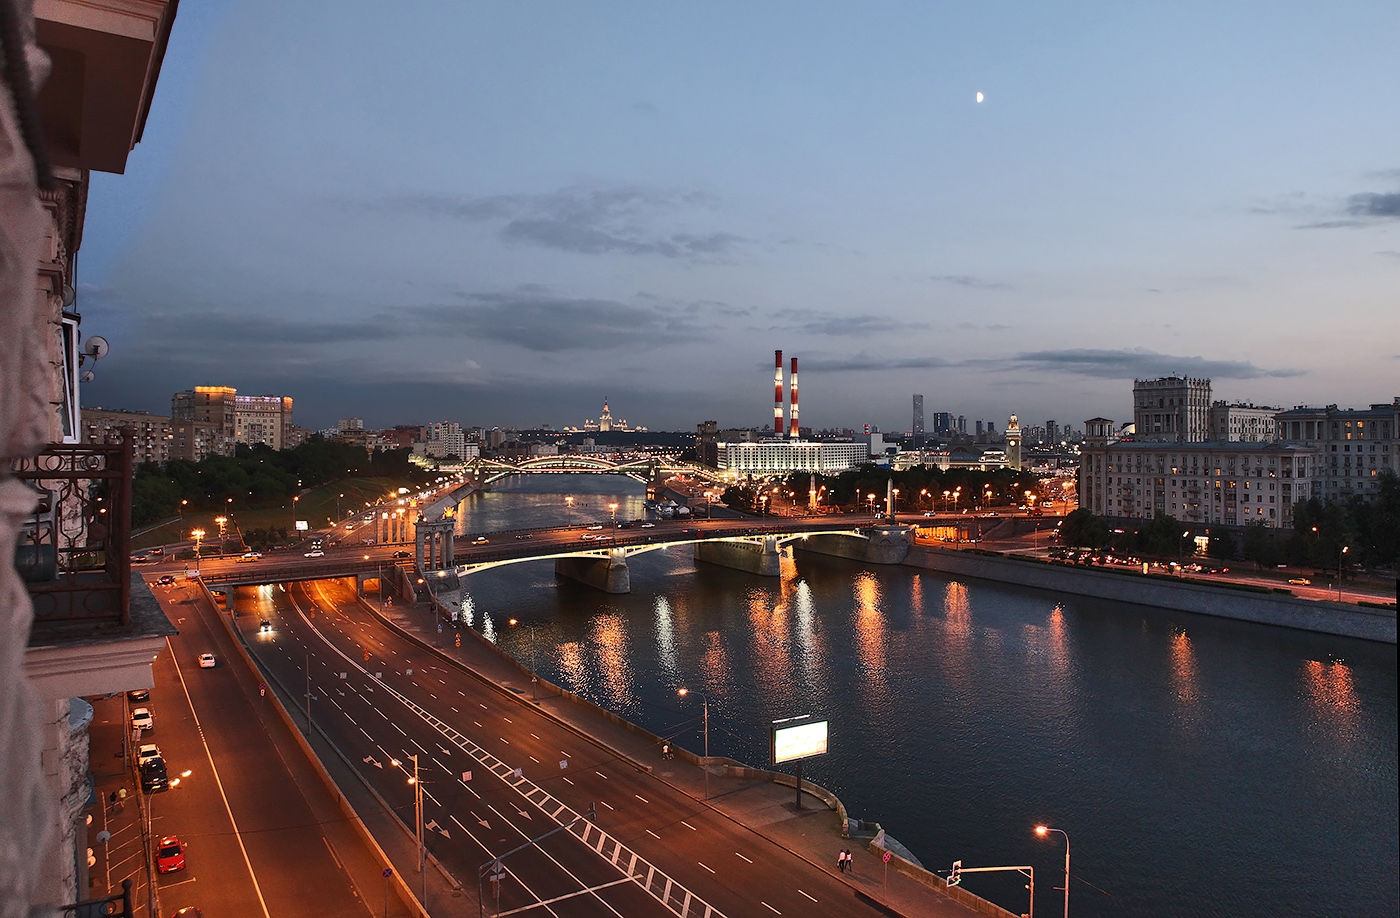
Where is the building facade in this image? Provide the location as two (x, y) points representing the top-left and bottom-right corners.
(234, 394), (293, 449)
(1133, 376), (1212, 442)
(912, 394), (924, 448)
(1208, 402), (1278, 442)
(1005, 415), (1022, 470)
(1274, 399), (1399, 502)
(81, 409), (171, 464)
(715, 439), (869, 475)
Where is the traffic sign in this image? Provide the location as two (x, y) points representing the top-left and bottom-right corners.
(382, 868), (393, 878)
(883, 851), (892, 863)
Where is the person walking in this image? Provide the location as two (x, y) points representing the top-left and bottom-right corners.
(837, 850), (845, 872)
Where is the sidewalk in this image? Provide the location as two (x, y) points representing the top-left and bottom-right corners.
(86, 698), (151, 915)
(370, 595), (995, 918)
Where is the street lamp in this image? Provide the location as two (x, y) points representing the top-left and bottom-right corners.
(392, 756), (427, 906)
(191, 528), (204, 566)
(943, 490), (951, 513)
(608, 501), (619, 529)
(508, 618), (539, 700)
(1034, 825), (1069, 918)
(1338, 545), (1349, 600)
(215, 515), (227, 538)
(867, 493), (877, 517)
(677, 688), (709, 800)
(565, 496), (574, 526)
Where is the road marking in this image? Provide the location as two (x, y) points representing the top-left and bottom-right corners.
(458, 691), (466, 697)
(562, 777), (574, 785)
(561, 749), (573, 758)
(322, 837), (343, 870)
(478, 702), (487, 709)
(761, 902), (781, 914)
(646, 829), (661, 839)
(529, 755), (539, 763)
(798, 889), (818, 903)
(634, 794), (649, 804)
(500, 737), (509, 744)
(451, 706), (459, 713)
(474, 721), (483, 727)
(735, 852), (753, 863)
(530, 732), (539, 739)
(359, 728), (373, 741)
(503, 717), (513, 724)
(392, 723), (407, 736)
(595, 771), (608, 780)
(698, 862), (715, 874)
(599, 800), (614, 810)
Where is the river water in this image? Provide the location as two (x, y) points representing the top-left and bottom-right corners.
(447, 475), (1397, 917)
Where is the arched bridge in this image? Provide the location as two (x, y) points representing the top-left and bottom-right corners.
(466, 455), (726, 486)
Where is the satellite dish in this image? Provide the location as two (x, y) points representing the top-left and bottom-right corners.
(80, 371), (95, 383)
(95, 830), (111, 845)
(62, 285), (76, 307)
(83, 336), (110, 359)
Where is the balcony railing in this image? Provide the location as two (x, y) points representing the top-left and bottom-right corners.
(11, 432), (133, 630)
(59, 880), (133, 917)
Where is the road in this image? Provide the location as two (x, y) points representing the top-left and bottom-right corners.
(141, 578), (381, 917)
(235, 576), (967, 918)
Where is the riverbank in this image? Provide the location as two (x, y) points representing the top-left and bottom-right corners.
(905, 544), (1397, 643)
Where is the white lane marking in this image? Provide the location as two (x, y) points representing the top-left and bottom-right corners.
(359, 728), (373, 741)
(530, 732), (539, 739)
(500, 737), (510, 745)
(595, 771), (608, 780)
(474, 721), (483, 728)
(798, 889), (818, 903)
(761, 903), (780, 915)
(529, 755), (539, 763)
(634, 794), (649, 804)
(646, 829), (661, 839)
(562, 777), (574, 785)
(392, 723), (406, 736)
(736, 852), (753, 863)
(561, 749), (573, 758)
(698, 862), (715, 874)
(503, 717), (513, 724)
(478, 703), (487, 709)
(599, 801), (614, 810)
(344, 713), (357, 725)
(680, 821), (696, 831)
(451, 706), (459, 713)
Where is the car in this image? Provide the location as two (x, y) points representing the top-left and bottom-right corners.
(362, 538), (376, 544)
(513, 534), (533, 541)
(198, 653), (216, 668)
(304, 549), (325, 558)
(1288, 578), (1311, 585)
(640, 522), (655, 528)
(127, 689), (150, 704)
(586, 525), (604, 531)
(259, 620), (272, 633)
(345, 524), (356, 530)
(237, 552), (259, 563)
(157, 575), (176, 586)
(472, 536), (489, 544)
(392, 550), (412, 558)
(130, 553), (150, 563)
(138, 744), (162, 767)
(364, 514), (374, 522)
(140, 760), (168, 794)
(170, 908), (204, 917)
(579, 534), (597, 542)
(131, 708), (153, 732)
(156, 836), (186, 873)
(149, 547), (164, 556)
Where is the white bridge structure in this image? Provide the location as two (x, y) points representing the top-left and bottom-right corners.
(465, 455), (726, 487)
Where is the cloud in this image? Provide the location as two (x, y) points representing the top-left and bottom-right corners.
(1377, 250), (1400, 261)
(929, 274), (1010, 290)
(1347, 192), (1400, 218)
(372, 186), (743, 259)
(797, 354), (950, 372)
(771, 309), (928, 336)
(1008, 348), (1305, 380)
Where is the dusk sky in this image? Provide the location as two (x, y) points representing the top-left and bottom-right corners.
(80, 1), (1399, 434)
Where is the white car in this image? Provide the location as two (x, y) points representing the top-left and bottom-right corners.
(198, 653), (216, 668)
(586, 524), (604, 530)
(131, 708), (154, 732)
(640, 522), (656, 528)
(138, 743), (162, 767)
(304, 549), (325, 558)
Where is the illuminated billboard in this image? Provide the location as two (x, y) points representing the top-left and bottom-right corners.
(770, 717), (828, 765)
(295, 520), (309, 531)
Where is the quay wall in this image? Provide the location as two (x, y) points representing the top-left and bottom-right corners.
(905, 545), (1396, 644)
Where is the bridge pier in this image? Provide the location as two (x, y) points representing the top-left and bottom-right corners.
(417, 519), (455, 571)
(792, 524), (913, 565)
(694, 536), (783, 577)
(554, 548), (631, 594)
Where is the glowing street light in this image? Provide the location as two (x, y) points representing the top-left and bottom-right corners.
(677, 688), (709, 800)
(392, 756), (427, 905)
(1338, 545), (1349, 600)
(214, 515), (228, 538)
(943, 490), (951, 513)
(509, 618), (539, 700)
(565, 496), (574, 526)
(191, 529), (205, 561)
(1034, 825), (1070, 918)
(608, 501), (619, 529)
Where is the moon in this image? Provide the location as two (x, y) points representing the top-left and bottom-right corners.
(976, 91), (985, 103)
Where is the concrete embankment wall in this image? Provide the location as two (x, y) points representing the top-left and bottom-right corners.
(906, 545), (1397, 643)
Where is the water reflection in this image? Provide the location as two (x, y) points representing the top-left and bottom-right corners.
(853, 572), (886, 686)
(1169, 629), (1201, 707)
(654, 596), (677, 678)
(1302, 658), (1360, 741)
(590, 614), (636, 710)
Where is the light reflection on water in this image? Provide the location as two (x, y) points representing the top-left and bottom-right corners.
(453, 476), (1398, 918)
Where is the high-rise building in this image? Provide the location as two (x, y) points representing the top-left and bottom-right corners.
(1133, 377), (1212, 442)
(912, 394), (925, 448)
(932, 412), (952, 435)
(1046, 419), (1059, 444)
(235, 395), (293, 449)
(975, 420), (984, 437)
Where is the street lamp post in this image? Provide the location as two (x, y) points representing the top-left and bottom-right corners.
(943, 490), (951, 513)
(509, 618), (539, 700)
(190, 528), (204, 575)
(392, 756), (427, 907)
(677, 688), (709, 800)
(1338, 545), (1349, 600)
(565, 496), (574, 527)
(1034, 825), (1070, 918)
(608, 501), (619, 530)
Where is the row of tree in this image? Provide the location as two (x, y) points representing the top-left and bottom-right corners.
(1057, 471), (1399, 571)
(750, 464), (1049, 513)
(131, 437), (429, 527)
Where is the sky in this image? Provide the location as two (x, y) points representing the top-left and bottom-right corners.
(79, 1), (1399, 434)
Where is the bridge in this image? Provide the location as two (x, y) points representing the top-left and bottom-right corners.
(193, 517), (915, 596)
(465, 454), (726, 486)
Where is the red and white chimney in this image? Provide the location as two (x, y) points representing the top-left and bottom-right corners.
(773, 350), (784, 436)
(789, 357), (799, 438)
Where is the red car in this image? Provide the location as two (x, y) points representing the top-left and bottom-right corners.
(156, 836), (185, 873)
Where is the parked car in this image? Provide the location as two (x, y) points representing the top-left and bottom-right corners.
(127, 689), (150, 704)
(131, 708), (153, 732)
(140, 759), (168, 793)
(1288, 578), (1311, 585)
(237, 552), (260, 563)
(392, 550), (412, 558)
(157, 575), (176, 586)
(138, 744), (162, 768)
(156, 836), (186, 873)
(198, 653), (216, 668)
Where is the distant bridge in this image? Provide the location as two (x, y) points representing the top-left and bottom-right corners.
(466, 455), (726, 486)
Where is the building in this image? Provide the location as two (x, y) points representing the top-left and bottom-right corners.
(5, 1), (180, 910)
(1006, 415), (1022, 470)
(912, 394), (925, 448)
(715, 439), (869, 475)
(172, 386), (236, 448)
(234, 394), (293, 449)
(1208, 401), (1278, 442)
(81, 409), (172, 464)
(1133, 377), (1212, 442)
(1080, 424), (1318, 528)
(1274, 399), (1399, 502)
(1046, 419), (1059, 445)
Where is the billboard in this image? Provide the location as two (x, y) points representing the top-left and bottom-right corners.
(295, 520), (309, 531)
(770, 717), (828, 765)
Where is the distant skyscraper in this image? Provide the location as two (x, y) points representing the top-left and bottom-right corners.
(599, 397), (613, 432)
(912, 394), (925, 448)
(976, 420), (984, 436)
(958, 415), (966, 434)
(932, 411), (951, 434)
(1046, 419), (1058, 444)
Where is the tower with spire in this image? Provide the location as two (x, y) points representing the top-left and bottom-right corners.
(599, 397), (613, 432)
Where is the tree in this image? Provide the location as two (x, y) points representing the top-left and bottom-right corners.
(1059, 508), (1109, 548)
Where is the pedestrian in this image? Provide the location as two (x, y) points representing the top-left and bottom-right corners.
(836, 850), (844, 872)
(662, 743), (670, 760)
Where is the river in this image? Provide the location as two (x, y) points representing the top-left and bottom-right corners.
(446, 474), (1397, 917)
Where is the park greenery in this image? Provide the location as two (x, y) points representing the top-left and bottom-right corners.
(1056, 471), (1399, 572)
(722, 464), (1051, 515)
(131, 437), (430, 529)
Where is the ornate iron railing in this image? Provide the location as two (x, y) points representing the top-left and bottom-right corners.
(11, 431), (133, 629)
(59, 879), (133, 917)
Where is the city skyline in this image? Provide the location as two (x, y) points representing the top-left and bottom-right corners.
(76, 1), (1399, 432)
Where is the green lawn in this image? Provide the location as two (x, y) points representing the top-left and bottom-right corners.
(132, 476), (418, 549)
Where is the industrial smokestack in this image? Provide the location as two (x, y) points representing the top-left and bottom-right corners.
(774, 350), (784, 436)
(789, 357), (799, 438)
